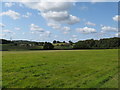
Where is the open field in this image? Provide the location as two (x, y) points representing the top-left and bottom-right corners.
(2, 49), (119, 88)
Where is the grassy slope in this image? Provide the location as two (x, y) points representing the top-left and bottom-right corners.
(2, 49), (118, 88)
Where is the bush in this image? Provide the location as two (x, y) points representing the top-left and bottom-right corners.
(43, 42), (54, 50)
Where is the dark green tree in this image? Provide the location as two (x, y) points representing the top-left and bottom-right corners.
(69, 40), (73, 45)
(63, 41), (66, 43)
(53, 40), (57, 44)
(43, 42), (54, 50)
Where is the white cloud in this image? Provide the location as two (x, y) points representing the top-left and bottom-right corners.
(30, 32), (35, 34)
(30, 24), (51, 38)
(0, 23), (5, 27)
(72, 35), (77, 38)
(101, 26), (117, 32)
(3, 29), (12, 33)
(70, 37), (78, 41)
(113, 15), (120, 22)
(68, 15), (80, 24)
(22, 2), (73, 12)
(22, 2), (80, 25)
(91, 0), (109, 3)
(1, 0), (119, 3)
(47, 22), (71, 34)
(70, 35), (78, 41)
(4, 2), (14, 7)
(76, 27), (96, 33)
(91, 0), (119, 2)
(0, 10), (20, 20)
(41, 11), (69, 21)
(63, 32), (69, 34)
(14, 27), (21, 30)
(72, 38), (78, 41)
(30, 24), (44, 32)
(41, 11), (80, 24)
(39, 31), (51, 38)
(85, 21), (96, 26)
(22, 12), (32, 18)
(47, 23), (61, 30)
(44, 31), (51, 37)
(62, 26), (71, 34)
(62, 26), (70, 31)
(115, 32), (120, 37)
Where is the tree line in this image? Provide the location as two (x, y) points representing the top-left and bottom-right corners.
(73, 37), (120, 49)
(0, 37), (120, 51)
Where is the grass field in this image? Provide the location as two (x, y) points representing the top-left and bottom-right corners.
(2, 49), (119, 88)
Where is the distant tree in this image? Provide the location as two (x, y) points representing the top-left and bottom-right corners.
(56, 41), (61, 43)
(34, 42), (39, 46)
(73, 41), (89, 49)
(14, 43), (17, 46)
(73, 37), (120, 49)
(53, 40), (57, 44)
(69, 40), (73, 45)
(43, 42), (54, 50)
(1, 39), (12, 44)
(38, 42), (44, 46)
(63, 41), (66, 43)
(1, 37), (120, 50)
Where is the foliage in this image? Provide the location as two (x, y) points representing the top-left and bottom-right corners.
(69, 40), (73, 45)
(53, 40), (57, 44)
(43, 42), (54, 50)
(1, 37), (120, 51)
(0, 39), (13, 44)
(73, 37), (120, 49)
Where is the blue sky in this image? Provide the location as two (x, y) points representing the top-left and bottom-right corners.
(0, 2), (119, 42)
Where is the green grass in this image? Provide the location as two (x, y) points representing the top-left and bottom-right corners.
(2, 49), (119, 88)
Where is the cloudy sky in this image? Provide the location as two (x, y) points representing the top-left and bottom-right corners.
(0, 1), (119, 42)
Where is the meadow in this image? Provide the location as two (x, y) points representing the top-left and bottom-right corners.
(2, 49), (119, 88)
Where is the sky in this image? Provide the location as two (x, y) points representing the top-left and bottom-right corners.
(0, 1), (119, 42)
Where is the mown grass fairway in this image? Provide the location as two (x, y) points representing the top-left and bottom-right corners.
(2, 49), (118, 88)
